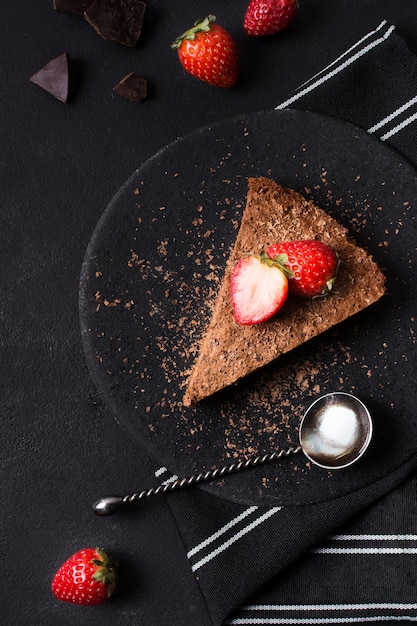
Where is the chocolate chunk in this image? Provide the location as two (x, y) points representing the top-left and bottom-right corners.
(113, 72), (147, 102)
(84, 0), (146, 47)
(30, 53), (70, 103)
(53, 0), (93, 14)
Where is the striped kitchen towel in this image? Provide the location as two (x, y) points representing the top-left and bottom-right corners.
(160, 21), (417, 626)
(159, 456), (417, 625)
(225, 471), (417, 624)
(276, 19), (417, 165)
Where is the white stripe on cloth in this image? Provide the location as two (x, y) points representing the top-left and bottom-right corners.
(312, 533), (417, 554)
(187, 506), (258, 558)
(190, 507), (282, 572)
(225, 604), (417, 624)
(380, 111), (417, 140)
(155, 466), (169, 477)
(154, 466), (178, 484)
(367, 95), (417, 133)
(313, 547), (417, 555)
(275, 22), (395, 111)
(225, 616), (417, 625)
(331, 534), (417, 540)
(233, 604), (417, 611)
(294, 19), (389, 93)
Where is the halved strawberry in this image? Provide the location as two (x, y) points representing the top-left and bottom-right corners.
(230, 251), (291, 325)
(266, 240), (339, 298)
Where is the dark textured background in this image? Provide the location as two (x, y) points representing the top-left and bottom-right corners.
(3, 1), (417, 624)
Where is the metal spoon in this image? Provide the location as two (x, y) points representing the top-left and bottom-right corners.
(93, 392), (372, 516)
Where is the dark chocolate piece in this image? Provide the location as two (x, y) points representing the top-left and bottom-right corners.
(84, 0), (146, 47)
(30, 53), (69, 103)
(53, 0), (93, 14)
(113, 72), (147, 102)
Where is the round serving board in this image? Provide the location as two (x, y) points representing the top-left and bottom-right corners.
(79, 109), (417, 506)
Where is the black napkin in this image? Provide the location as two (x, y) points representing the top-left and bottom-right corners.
(161, 21), (417, 625)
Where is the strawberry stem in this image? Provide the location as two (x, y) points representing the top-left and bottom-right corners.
(261, 250), (294, 279)
(91, 548), (118, 598)
(171, 15), (216, 49)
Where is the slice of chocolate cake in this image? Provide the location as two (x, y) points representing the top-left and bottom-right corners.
(183, 177), (386, 406)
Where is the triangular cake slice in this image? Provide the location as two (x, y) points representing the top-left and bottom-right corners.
(182, 177), (386, 406)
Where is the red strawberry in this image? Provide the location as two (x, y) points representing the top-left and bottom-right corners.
(171, 15), (239, 88)
(267, 240), (339, 298)
(51, 547), (118, 605)
(230, 251), (291, 325)
(244, 0), (299, 37)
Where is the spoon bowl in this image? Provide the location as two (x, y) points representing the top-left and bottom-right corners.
(299, 392), (373, 469)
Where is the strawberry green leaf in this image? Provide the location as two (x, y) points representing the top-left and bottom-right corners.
(171, 15), (216, 49)
(261, 250), (295, 279)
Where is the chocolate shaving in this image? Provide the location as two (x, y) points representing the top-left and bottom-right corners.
(53, 0), (93, 14)
(30, 53), (70, 103)
(113, 72), (147, 102)
(84, 0), (146, 47)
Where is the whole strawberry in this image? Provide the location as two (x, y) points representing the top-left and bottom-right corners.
(267, 240), (339, 298)
(171, 15), (239, 88)
(51, 547), (118, 605)
(244, 0), (299, 37)
(231, 251), (292, 325)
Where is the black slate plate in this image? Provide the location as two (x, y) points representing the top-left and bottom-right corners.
(79, 109), (417, 507)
